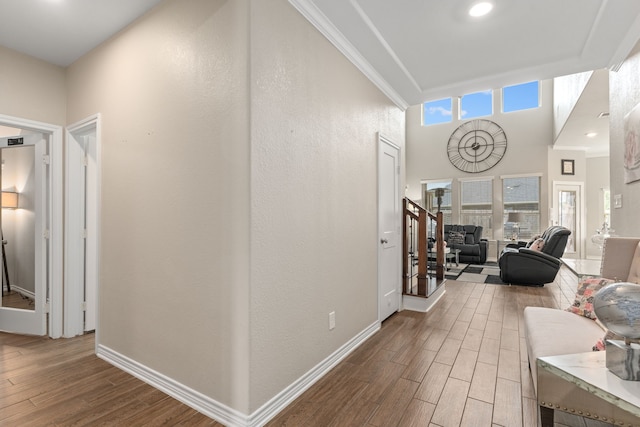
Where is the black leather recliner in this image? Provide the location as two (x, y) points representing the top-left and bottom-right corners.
(443, 224), (488, 264)
(498, 226), (571, 286)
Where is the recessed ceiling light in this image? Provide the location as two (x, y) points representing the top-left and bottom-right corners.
(585, 132), (598, 138)
(469, 2), (494, 17)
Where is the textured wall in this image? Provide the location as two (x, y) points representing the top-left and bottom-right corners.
(66, 0), (406, 416)
(66, 0), (252, 412)
(249, 0), (405, 412)
(609, 41), (640, 238)
(0, 46), (66, 126)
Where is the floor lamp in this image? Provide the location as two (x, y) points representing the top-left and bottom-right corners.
(1, 191), (18, 295)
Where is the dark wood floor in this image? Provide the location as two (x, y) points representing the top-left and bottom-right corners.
(0, 266), (598, 426)
(268, 265), (609, 427)
(0, 331), (223, 426)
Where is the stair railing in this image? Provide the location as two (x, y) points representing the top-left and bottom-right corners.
(403, 198), (445, 297)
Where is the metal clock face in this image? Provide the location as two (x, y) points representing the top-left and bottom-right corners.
(447, 119), (507, 173)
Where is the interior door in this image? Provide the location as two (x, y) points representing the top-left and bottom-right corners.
(378, 135), (400, 322)
(553, 182), (584, 259)
(0, 135), (48, 335)
(65, 117), (99, 336)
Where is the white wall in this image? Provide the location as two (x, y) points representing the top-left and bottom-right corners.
(249, 0), (404, 410)
(66, 0), (405, 416)
(406, 80), (553, 241)
(553, 71), (592, 141)
(0, 46), (66, 126)
(610, 41), (640, 238)
(67, 0), (253, 412)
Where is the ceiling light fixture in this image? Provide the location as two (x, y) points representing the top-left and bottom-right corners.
(469, 2), (494, 17)
(585, 132), (598, 138)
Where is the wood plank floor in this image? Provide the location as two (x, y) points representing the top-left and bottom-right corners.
(0, 265), (607, 426)
(0, 331), (223, 426)
(268, 265), (613, 427)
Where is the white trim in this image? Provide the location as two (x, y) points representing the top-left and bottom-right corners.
(420, 178), (453, 185)
(402, 285), (446, 313)
(64, 113), (101, 338)
(499, 172), (544, 179)
(248, 321), (380, 426)
(98, 321), (380, 427)
(457, 176), (495, 183)
(0, 113), (63, 338)
(288, 0), (408, 110)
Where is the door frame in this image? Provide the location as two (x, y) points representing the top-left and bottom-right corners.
(377, 133), (401, 321)
(0, 113), (63, 338)
(65, 114), (101, 338)
(552, 181), (585, 259)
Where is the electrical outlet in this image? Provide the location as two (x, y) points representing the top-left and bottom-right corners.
(329, 311), (335, 330)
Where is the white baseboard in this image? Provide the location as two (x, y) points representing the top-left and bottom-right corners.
(97, 345), (248, 426)
(97, 320), (381, 427)
(402, 284), (446, 313)
(8, 285), (35, 300)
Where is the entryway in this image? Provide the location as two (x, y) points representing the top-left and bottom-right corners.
(65, 114), (100, 337)
(0, 114), (63, 338)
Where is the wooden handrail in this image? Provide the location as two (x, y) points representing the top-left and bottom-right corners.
(403, 198), (445, 298)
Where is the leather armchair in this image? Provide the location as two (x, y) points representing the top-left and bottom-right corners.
(444, 224), (488, 264)
(498, 226), (571, 286)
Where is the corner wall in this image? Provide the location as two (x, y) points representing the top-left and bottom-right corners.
(0, 46), (66, 126)
(66, 0), (406, 419)
(66, 0), (252, 413)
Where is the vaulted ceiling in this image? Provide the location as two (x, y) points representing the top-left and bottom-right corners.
(1, 0), (639, 156)
(289, 0), (640, 109)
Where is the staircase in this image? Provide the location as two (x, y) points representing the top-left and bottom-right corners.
(403, 198), (447, 312)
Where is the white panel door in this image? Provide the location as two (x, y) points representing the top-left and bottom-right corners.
(0, 137), (48, 335)
(378, 135), (400, 322)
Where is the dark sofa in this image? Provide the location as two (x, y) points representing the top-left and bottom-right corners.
(443, 224), (488, 264)
(498, 226), (571, 286)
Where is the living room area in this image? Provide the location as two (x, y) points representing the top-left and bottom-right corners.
(404, 73), (611, 273)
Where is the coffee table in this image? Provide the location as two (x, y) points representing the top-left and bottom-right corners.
(537, 352), (640, 427)
(427, 248), (460, 270)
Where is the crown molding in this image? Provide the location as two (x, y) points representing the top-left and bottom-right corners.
(288, 0), (409, 110)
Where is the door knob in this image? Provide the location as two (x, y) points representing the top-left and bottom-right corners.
(380, 238), (388, 244)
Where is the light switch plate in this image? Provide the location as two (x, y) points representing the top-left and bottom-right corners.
(614, 194), (622, 209)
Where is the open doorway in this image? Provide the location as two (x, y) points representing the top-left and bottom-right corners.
(65, 114), (100, 337)
(0, 114), (63, 338)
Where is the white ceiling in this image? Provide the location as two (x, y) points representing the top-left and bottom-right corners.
(0, 0), (164, 67)
(1, 0), (638, 156)
(290, 0), (640, 156)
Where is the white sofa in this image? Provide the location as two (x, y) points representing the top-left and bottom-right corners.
(524, 236), (640, 394)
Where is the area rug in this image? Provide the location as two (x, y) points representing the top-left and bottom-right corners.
(447, 261), (508, 285)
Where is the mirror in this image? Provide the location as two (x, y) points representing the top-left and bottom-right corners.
(1, 143), (37, 310)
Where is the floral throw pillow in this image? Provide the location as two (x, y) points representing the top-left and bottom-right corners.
(566, 277), (615, 320)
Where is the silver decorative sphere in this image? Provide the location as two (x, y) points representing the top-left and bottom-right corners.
(594, 282), (640, 339)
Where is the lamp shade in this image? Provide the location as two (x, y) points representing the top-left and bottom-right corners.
(507, 212), (524, 223)
(1, 191), (18, 209)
